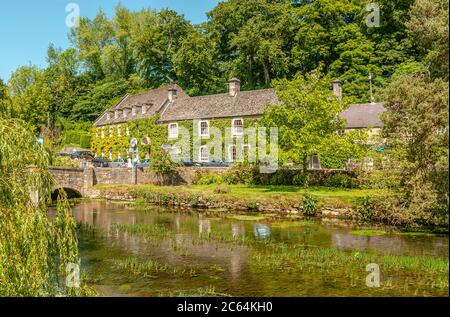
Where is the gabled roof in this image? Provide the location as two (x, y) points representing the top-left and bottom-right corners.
(340, 103), (385, 129)
(159, 88), (279, 122)
(94, 84), (187, 126)
(93, 83), (386, 130)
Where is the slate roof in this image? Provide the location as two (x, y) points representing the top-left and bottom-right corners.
(159, 88), (279, 122)
(340, 103), (385, 129)
(93, 84), (187, 127)
(93, 84), (385, 129)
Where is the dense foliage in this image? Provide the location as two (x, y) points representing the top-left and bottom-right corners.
(0, 117), (93, 296)
(0, 0), (436, 141)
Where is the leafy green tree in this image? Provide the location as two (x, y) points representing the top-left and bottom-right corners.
(129, 9), (192, 86)
(0, 118), (94, 296)
(70, 10), (114, 80)
(70, 77), (144, 122)
(0, 79), (8, 115)
(406, 0), (449, 80)
(207, 0), (293, 89)
(8, 66), (53, 130)
(261, 72), (364, 173)
(149, 147), (181, 185)
(382, 74), (448, 226)
(172, 29), (222, 95)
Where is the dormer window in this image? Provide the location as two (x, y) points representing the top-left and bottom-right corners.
(123, 109), (128, 119)
(114, 111), (119, 120)
(232, 118), (244, 136)
(132, 106), (136, 116)
(142, 105), (147, 114)
(106, 113), (111, 121)
(199, 120), (209, 138)
(168, 122), (179, 139)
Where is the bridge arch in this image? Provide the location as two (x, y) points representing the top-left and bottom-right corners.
(51, 187), (83, 200)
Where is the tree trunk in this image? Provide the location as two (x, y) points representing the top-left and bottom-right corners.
(262, 60), (270, 85)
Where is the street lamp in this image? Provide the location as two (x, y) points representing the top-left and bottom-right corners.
(130, 138), (139, 184)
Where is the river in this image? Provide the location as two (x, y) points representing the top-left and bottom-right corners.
(70, 201), (449, 297)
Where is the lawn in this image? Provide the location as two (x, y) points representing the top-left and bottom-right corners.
(99, 184), (384, 205)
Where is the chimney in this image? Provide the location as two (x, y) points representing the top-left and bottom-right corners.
(333, 79), (342, 101)
(168, 87), (178, 102)
(228, 78), (241, 97)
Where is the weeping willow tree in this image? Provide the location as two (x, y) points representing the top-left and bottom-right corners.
(0, 117), (94, 296)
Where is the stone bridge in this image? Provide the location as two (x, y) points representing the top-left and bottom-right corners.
(49, 166), (227, 198)
(49, 167), (94, 198)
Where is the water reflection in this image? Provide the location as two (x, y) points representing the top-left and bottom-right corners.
(69, 201), (448, 296)
(253, 224), (271, 240)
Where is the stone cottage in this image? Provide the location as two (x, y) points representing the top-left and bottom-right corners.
(92, 78), (385, 166)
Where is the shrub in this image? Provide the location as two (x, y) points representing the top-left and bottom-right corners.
(293, 173), (309, 187)
(149, 149), (181, 185)
(323, 173), (356, 188)
(355, 196), (374, 221)
(79, 134), (91, 148)
(194, 172), (223, 185)
(302, 194), (318, 216)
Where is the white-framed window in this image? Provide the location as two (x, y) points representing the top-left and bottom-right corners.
(232, 118), (244, 136)
(199, 120), (209, 137)
(109, 126), (113, 137)
(106, 113), (111, 121)
(199, 145), (209, 162)
(117, 125), (122, 136)
(142, 105), (146, 114)
(126, 126), (130, 136)
(114, 111), (119, 119)
(309, 154), (321, 170)
(101, 150), (104, 158)
(101, 127), (105, 139)
(228, 145), (237, 162)
(132, 106), (136, 116)
(168, 122), (179, 139)
(109, 149), (113, 160)
(123, 109), (127, 118)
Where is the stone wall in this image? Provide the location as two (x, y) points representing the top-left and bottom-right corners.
(91, 167), (228, 186)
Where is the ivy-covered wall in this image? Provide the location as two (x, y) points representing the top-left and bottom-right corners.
(90, 115), (260, 161)
(91, 115), (367, 168)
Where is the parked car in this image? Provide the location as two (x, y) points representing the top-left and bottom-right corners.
(92, 157), (110, 167)
(201, 157), (230, 167)
(55, 152), (70, 157)
(109, 158), (127, 168)
(180, 158), (201, 167)
(136, 159), (151, 168)
(70, 152), (94, 161)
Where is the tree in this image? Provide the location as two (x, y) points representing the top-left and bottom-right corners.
(378, 0), (449, 226)
(207, 0), (293, 89)
(382, 74), (448, 226)
(8, 66), (53, 131)
(406, 0), (449, 80)
(172, 28), (222, 95)
(261, 72), (364, 173)
(0, 118), (94, 296)
(149, 147), (181, 185)
(70, 10), (114, 80)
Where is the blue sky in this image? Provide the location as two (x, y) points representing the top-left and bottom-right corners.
(0, 0), (220, 81)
